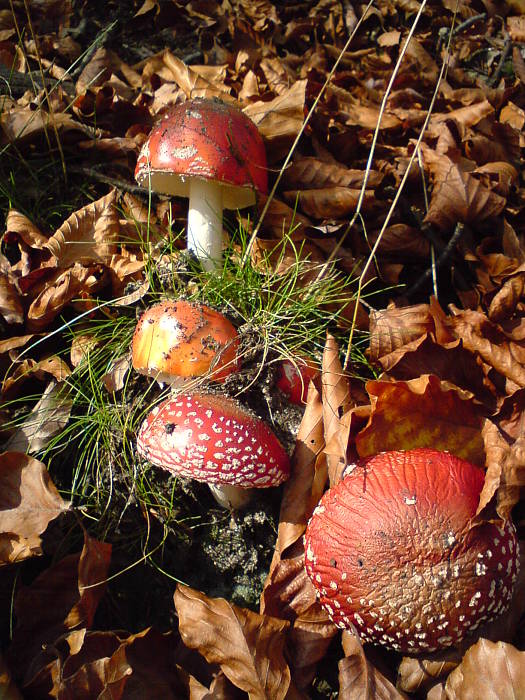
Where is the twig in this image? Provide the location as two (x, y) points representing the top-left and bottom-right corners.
(489, 36), (512, 87)
(68, 166), (150, 196)
(403, 223), (466, 298)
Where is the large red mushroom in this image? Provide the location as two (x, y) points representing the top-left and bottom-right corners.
(137, 392), (290, 509)
(304, 448), (519, 654)
(135, 98), (268, 271)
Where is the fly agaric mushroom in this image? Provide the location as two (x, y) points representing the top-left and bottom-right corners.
(276, 356), (320, 405)
(137, 392), (290, 509)
(131, 300), (239, 384)
(304, 448), (519, 654)
(135, 98), (268, 271)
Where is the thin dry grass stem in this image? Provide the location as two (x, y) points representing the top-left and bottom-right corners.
(416, 145), (438, 298)
(241, 0), (376, 267)
(341, 3), (461, 370)
(19, 0), (68, 179)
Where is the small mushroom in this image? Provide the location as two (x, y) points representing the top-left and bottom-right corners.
(276, 356), (320, 405)
(131, 300), (239, 385)
(137, 392), (290, 509)
(304, 448), (520, 654)
(135, 98), (268, 271)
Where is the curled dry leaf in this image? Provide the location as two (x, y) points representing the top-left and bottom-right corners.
(243, 80), (307, 161)
(27, 263), (109, 331)
(397, 653), (461, 696)
(281, 156), (383, 190)
(445, 639), (525, 698)
(43, 190), (120, 269)
(447, 306), (525, 389)
(488, 271), (525, 322)
(0, 273), (23, 324)
(283, 187), (375, 219)
(355, 375), (485, 464)
(0, 452), (70, 565)
(174, 584), (290, 700)
(420, 145), (506, 231)
(7, 532), (112, 686)
(23, 627), (189, 700)
(321, 334), (352, 485)
(339, 632), (408, 700)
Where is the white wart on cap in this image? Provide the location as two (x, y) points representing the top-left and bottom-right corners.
(304, 448), (520, 654)
(137, 392), (290, 508)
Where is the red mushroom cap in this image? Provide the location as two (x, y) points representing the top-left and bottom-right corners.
(276, 357), (320, 405)
(134, 98), (268, 208)
(131, 300), (239, 383)
(304, 448), (519, 654)
(137, 392), (290, 488)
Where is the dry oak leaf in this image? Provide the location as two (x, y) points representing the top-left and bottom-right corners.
(338, 631), (408, 699)
(420, 145), (506, 231)
(7, 532), (111, 686)
(355, 375), (485, 465)
(445, 639), (525, 698)
(43, 190), (120, 269)
(174, 584), (290, 700)
(0, 451), (69, 566)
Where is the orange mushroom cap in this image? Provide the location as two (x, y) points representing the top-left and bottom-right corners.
(132, 300), (240, 383)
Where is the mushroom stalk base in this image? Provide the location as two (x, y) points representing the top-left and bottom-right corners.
(187, 179), (224, 272)
(208, 483), (253, 510)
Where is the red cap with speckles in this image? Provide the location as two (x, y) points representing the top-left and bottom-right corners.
(137, 392), (290, 488)
(304, 448), (520, 654)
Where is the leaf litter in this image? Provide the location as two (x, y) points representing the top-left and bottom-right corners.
(1, 0), (525, 697)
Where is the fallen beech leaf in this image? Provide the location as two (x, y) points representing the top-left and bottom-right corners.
(488, 272), (525, 322)
(421, 145), (506, 231)
(0, 273), (23, 324)
(321, 334), (352, 485)
(5, 381), (72, 454)
(369, 304), (435, 362)
(282, 157), (383, 190)
(244, 80), (307, 161)
(174, 584), (290, 700)
(339, 632), (408, 699)
(397, 654), (460, 695)
(288, 602), (338, 691)
(447, 306), (525, 388)
(355, 375), (485, 464)
(445, 639), (525, 698)
(0, 452), (69, 565)
(27, 263), (109, 331)
(163, 52), (232, 101)
(43, 190), (119, 268)
(284, 187), (375, 219)
(7, 533), (111, 685)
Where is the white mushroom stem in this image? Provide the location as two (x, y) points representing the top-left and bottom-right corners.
(208, 483), (254, 510)
(187, 178), (224, 272)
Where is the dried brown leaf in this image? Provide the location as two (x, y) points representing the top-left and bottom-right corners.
(339, 632), (408, 699)
(27, 263), (109, 331)
(5, 381), (73, 454)
(421, 145), (506, 231)
(43, 190), (119, 268)
(355, 375), (485, 464)
(243, 81), (307, 161)
(369, 304), (435, 362)
(445, 639), (525, 698)
(447, 306), (525, 388)
(488, 272), (525, 322)
(397, 654), (460, 695)
(284, 187), (375, 219)
(0, 273), (23, 324)
(163, 52), (232, 101)
(0, 452), (69, 565)
(282, 157), (383, 190)
(7, 533), (111, 685)
(174, 584), (290, 700)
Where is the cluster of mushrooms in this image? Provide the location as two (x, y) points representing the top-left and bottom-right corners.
(133, 98), (520, 656)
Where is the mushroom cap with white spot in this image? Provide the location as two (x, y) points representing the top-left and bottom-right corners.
(137, 392), (290, 488)
(304, 448), (520, 654)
